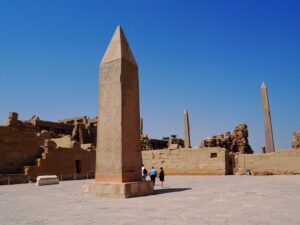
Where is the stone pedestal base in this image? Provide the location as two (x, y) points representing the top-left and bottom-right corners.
(82, 181), (154, 198)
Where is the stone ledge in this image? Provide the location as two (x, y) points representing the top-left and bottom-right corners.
(82, 181), (154, 198)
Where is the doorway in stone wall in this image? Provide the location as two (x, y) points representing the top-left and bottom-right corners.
(75, 160), (81, 174)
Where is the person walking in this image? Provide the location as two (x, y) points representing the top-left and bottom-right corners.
(141, 164), (147, 180)
(149, 166), (157, 185)
(159, 167), (165, 187)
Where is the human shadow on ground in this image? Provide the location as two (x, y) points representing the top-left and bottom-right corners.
(154, 188), (192, 195)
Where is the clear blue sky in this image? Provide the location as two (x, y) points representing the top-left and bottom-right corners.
(0, 0), (300, 152)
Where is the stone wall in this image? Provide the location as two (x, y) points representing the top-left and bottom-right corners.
(24, 140), (96, 179)
(233, 150), (300, 175)
(142, 148), (231, 175)
(0, 125), (49, 174)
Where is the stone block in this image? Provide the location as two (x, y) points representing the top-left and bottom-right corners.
(82, 181), (154, 198)
(36, 175), (59, 186)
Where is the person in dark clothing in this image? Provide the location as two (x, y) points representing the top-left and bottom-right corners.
(159, 167), (165, 187)
(142, 164), (147, 180)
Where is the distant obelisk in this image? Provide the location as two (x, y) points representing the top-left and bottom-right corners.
(184, 109), (191, 148)
(261, 82), (275, 153)
(140, 117), (143, 135)
(83, 26), (153, 198)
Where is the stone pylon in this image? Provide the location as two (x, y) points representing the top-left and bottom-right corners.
(83, 26), (153, 198)
(184, 109), (191, 148)
(261, 82), (275, 153)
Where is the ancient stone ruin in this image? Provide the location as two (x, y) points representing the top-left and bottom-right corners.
(231, 124), (253, 154)
(200, 123), (253, 154)
(0, 112), (96, 184)
(292, 132), (300, 149)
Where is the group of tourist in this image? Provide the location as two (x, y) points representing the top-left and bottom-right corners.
(141, 165), (165, 187)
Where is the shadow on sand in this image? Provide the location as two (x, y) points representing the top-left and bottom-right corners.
(154, 188), (192, 195)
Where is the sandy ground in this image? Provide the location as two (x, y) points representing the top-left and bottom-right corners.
(0, 175), (300, 225)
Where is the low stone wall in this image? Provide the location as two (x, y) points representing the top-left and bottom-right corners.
(234, 149), (300, 175)
(0, 174), (30, 185)
(142, 147), (231, 175)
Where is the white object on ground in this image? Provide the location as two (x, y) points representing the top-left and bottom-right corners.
(36, 175), (59, 186)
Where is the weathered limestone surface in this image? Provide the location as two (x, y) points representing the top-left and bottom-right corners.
(231, 124), (253, 154)
(0, 113), (50, 174)
(95, 26), (141, 183)
(291, 132), (300, 149)
(28, 115), (97, 146)
(201, 134), (225, 148)
(51, 135), (73, 148)
(184, 110), (191, 148)
(0, 112), (96, 180)
(83, 26), (153, 198)
(36, 175), (59, 186)
(261, 82), (275, 153)
(25, 140), (95, 179)
(83, 181), (153, 198)
(200, 124), (253, 154)
(4, 112), (23, 127)
(234, 150), (300, 175)
(167, 135), (184, 149)
(142, 148), (231, 175)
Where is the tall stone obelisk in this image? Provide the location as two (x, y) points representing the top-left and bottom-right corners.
(83, 26), (153, 198)
(184, 109), (191, 148)
(261, 82), (275, 153)
(140, 117), (143, 135)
